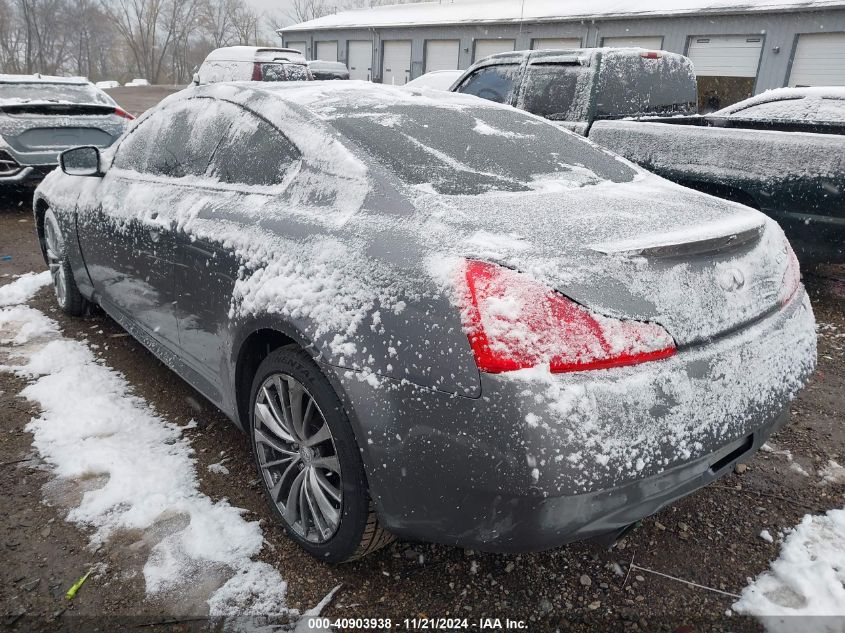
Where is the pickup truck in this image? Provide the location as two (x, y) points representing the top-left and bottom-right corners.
(450, 48), (845, 264)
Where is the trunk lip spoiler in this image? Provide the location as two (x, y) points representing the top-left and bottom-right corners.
(588, 216), (766, 259)
(589, 216), (765, 259)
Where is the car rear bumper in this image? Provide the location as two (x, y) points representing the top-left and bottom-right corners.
(330, 291), (816, 551)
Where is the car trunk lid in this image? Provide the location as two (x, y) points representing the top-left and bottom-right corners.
(418, 175), (790, 347)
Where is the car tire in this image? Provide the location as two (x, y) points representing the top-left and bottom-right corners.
(43, 209), (88, 317)
(249, 345), (393, 563)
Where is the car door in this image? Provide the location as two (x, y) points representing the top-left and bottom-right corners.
(76, 98), (228, 356)
(172, 103), (302, 404)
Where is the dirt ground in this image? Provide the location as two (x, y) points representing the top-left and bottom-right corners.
(1, 174), (844, 629)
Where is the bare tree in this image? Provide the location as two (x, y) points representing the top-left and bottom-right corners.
(229, 0), (261, 45)
(285, 0), (334, 24)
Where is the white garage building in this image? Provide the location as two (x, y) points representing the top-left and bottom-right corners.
(279, 0), (845, 108)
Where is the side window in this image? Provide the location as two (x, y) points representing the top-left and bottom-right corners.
(456, 65), (519, 104)
(208, 113), (300, 186)
(113, 98), (232, 177)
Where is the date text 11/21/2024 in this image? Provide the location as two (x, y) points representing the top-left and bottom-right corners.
(306, 617), (529, 629)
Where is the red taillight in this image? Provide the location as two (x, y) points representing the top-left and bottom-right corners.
(114, 107), (134, 120)
(252, 62), (263, 81)
(458, 260), (676, 374)
(779, 240), (801, 307)
(640, 51), (663, 59)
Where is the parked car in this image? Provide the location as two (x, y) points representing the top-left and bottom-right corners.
(307, 60), (350, 80)
(404, 69), (463, 91)
(95, 80), (121, 90)
(452, 48), (845, 264)
(35, 82), (816, 563)
(713, 86), (845, 123)
(194, 46), (311, 85)
(0, 74), (133, 188)
(125, 78), (150, 87)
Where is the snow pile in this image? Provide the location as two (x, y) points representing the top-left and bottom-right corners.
(0, 271), (51, 307)
(0, 284), (292, 617)
(734, 508), (845, 630)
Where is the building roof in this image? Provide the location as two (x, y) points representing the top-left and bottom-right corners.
(280, 0), (845, 32)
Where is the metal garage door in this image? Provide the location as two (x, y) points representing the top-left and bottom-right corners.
(348, 40), (372, 81)
(425, 40), (460, 72)
(531, 37), (581, 50)
(286, 41), (307, 58)
(382, 40), (412, 85)
(602, 36), (664, 50)
(315, 41), (338, 62)
(789, 33), (845, 86)
(473, 39), (515, 62)
(687, 35), (763, 77)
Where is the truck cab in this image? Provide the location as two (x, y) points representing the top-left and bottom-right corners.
(452, 48), (698, 134)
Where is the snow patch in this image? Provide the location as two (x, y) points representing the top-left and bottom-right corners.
(734, 508), (845, 628)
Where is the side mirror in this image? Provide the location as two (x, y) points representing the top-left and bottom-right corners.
(192, 72), (200, 85)
(60, 146), (103, 177)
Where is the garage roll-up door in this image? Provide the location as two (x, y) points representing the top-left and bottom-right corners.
(348, 41), (372, 81)
(687, 35), (763, 77)
(315, 41), (337, 62)
(425, 40), (460, 72)
(286, 41), (307, 57)
(473, 39), (515, 62)
(531, 37), (581, 50)
(602, 36), (664, 50)
(382, 40), (411, 85)
(789, 33), (845, 86)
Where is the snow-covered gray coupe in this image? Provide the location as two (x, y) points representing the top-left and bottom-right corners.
(33, 82), (817, 562)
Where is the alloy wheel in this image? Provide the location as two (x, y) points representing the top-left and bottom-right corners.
(44, 218), (67, 307)
(253, 373), (343, 543)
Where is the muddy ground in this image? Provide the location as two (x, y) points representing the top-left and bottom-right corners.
(1, 90), (844, 632)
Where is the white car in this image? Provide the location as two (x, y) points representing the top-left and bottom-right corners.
(404, 69), (464, 91)
(95, 80), (120, 89)
(194, 46), (311, 85)
(125, 78), (150, 87)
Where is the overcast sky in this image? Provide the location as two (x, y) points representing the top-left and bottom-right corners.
(248, 0), (301, 31)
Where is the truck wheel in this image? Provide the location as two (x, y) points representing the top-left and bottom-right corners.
(43, 209), (88, 316)
(249, 346), (393, 563)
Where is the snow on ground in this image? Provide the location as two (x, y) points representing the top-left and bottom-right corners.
(734, 507), (845, 631)
(0, 271), (50, 307)
(0, 273), (327, 622)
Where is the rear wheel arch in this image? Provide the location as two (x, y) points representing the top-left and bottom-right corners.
(34, 197), (49, 264)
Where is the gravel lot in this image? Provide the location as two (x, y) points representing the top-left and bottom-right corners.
(1, 88), (843, 631)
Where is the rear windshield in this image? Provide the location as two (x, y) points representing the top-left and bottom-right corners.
(329, 104), (636, 195)
(0, 82), (113, 105)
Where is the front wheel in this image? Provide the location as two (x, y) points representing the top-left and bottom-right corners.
(249, 346), (393, 562)
(43, 209), (88, 316)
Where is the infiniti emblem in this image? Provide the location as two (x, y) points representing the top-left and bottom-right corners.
(719, 267), (746, 292)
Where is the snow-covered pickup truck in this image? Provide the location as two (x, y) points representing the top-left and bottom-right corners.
(451, 49), (845, 264)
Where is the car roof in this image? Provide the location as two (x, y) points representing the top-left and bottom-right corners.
(716, 86), (845, 114)
(307, 60), (348, 71)
(0, 73), (90, 85)
(204, 46), (306, 63)
(470, 46), (679, 68)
